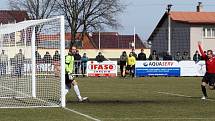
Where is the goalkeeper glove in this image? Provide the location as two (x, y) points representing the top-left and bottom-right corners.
(68, 74), (75, 80)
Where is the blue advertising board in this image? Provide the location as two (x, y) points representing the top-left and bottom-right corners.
(135, 61), (181, 77)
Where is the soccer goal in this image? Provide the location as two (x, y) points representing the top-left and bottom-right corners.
(0, 16), (65, 108)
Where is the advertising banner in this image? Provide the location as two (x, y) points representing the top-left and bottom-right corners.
(195, 61), (206, 76)
(179, 61), (196, 76)
(87, 61), (117, 77)
(136, 61), (206, 77)
(135, 61), (180, 77)
(179, 61), (206, 76)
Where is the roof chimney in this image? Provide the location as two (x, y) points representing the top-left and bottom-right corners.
(196, 2), (203, 12)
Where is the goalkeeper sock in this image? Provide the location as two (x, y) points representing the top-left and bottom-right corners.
(201, 85), (207, 97)
(65, 86), (70, 95)
(65, 88), (69, 95)
(74, 85), (82, 99)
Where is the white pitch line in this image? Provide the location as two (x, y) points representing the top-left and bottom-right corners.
(63, 107), (101, 121)
(156, 91), (215, 102)
(156, 91), (193, 98)
(101, 118), (215, 120)
(81, 91), (143, 94)
(81, 92), (112, 94)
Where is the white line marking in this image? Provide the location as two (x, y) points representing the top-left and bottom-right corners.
(81, 92), (142, 94)
(156, 91), (215, 102)
(156, 91), (193, 98)
(63, 107), (101, 121)
(101, 118), (215, 120)
(0, 84), (58, 106)
(81, 92), (112, 94)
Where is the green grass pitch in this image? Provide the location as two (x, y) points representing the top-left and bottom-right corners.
(0, 77), (214, 121)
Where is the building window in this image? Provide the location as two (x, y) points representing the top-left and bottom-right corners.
(203, 27), (215, 38)
(203, 28), (206, 37)
(212, 28), (215, 37)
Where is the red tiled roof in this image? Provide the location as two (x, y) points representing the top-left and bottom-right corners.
(170, 12), (215, 24)
(38, 32), (146, 49)
(148, 11), (215, 41)
(0, 10), (29, 24)
(38, 33), (95, 49)
(92, 32), (146, 49)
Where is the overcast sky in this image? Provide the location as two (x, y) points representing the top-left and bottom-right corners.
(1, 0), (215, 40)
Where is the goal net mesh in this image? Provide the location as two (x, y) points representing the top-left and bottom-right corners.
(0, 16), (65, 108)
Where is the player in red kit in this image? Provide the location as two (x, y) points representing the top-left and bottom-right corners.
(198, 41), (215, 100)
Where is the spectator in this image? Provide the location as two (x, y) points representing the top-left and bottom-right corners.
(193, 50), (201, 63)
(119, 51), (127, 77)
(43, 52), (52, 63)
(182, 51), (190, 60)
(131, 49), (137, 59)
(53, 50), (60, 77)
(137, 49), (146, 60)
(163, 51), (173, 60)
(148, 50), (159, 60)
(81, 53), (88, 77)
(0, 50), (8, 75)
(74, 50), (81, 77)
(126, 52), (136, 78)
(14, 49), (25, 77)
(95, 52), (105, 62)
(174, 51), (182, 61)
(35, 51), (42, 63)
(53, 50), (60, 61)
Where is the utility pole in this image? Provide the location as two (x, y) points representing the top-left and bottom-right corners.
(133, 27), (136, 50)
(167, 4), (173, 55)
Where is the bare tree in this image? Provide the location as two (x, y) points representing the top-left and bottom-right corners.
(57, 0), (125, 47)
(9, 0), (57, 20)
(9, 0), (58, 46)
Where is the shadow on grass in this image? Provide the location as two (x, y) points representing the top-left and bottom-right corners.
(66, 99), (186, 104)
(66, 95), (215, 105)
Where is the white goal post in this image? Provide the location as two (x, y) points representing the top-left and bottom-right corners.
(0, 16), (65, 108)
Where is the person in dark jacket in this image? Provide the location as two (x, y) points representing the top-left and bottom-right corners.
(163, 51), (173, 60)
(53, 50), (60, 77)
(43, 52), (52, 63)
(53, 50), (60, 61)
(131, 49), (137, 59)
(81, 53), (88, 77)
(95, 52), (105, 62)
(137, 49), (146, 60)
(74, 50), (81, 77)
(182, 51), (190, 60)
(174, 51), (182, 61)
(14, 49), (25, 77)
(0, 50), (8, 76)
(193, 50), (201, 63)
(119, 51), (127, 77)
(148, 50), (159, 60)
(35, 51), (42, 63)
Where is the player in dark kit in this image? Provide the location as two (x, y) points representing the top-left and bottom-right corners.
(198, 41), (215, 100)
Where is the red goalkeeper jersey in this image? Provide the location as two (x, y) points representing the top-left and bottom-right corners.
(198, 44), (215, 74)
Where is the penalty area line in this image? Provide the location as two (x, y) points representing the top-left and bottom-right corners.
(156, 91), (215, 102)
(63, 107), (101, 121)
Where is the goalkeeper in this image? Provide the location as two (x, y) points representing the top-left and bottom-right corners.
(65, 46), (88, 102)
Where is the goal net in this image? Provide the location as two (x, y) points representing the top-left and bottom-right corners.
(0, 16), (65, 108)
